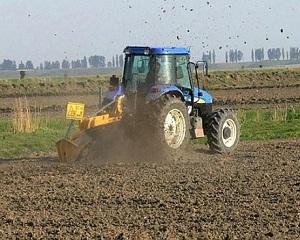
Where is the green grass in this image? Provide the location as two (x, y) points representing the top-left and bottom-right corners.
(0, 118), (69, 158)
(1, 107), (300, 158)
(238, 106), (300, 141)
(241, 120), (300, 141)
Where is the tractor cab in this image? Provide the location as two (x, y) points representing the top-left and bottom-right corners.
(121, 46), (212, 115)
(123, 47), (191, 92)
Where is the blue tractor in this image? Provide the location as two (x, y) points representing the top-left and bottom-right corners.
(107, 46), (239, 153)
(57, 46), (240, 162)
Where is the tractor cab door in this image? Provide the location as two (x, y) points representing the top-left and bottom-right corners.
(123, 55), (150, 93)
(122, 54), (152, 115)
(176, 56), (196, 103)
(174, 55), (194, 91)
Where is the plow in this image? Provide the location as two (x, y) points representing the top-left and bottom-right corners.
(56, 95), (124, 162)
(56, 46), (240, 162)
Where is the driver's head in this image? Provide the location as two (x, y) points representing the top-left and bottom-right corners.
(149, 61), (161, 73)
(109, 75), (119, 87)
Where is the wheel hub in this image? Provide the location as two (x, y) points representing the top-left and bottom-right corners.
(164, 109), (186, 149)
(222, 119), (237, 148)
(223, 127), (231, 140)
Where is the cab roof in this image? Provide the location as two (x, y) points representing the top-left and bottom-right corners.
(124, 46), (190, 55)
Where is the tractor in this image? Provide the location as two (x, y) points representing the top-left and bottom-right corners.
(56, 46), (240, 162)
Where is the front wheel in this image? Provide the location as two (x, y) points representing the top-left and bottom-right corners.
(206, 108), (240, 153)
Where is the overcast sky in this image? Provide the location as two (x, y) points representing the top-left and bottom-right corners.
(0, 0), (299, 64)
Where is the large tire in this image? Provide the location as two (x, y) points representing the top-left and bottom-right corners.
(206, 108), (240, 153)
(150, 95), (190, 151)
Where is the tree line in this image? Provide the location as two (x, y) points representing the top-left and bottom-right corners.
(1, 47), (300, 71)
(202, 47), (300, 64)
(0, 54), (124, 71)
(250, 47), (300, 62)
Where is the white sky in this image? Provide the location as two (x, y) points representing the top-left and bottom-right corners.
(0, 0), (299, 64)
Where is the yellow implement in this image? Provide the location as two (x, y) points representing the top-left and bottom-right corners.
(56, 96), (124, 162)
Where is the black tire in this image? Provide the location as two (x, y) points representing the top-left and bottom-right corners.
(206, 108), (240, 153)
(150, 94), (190, 151)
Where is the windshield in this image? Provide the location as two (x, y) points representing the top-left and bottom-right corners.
(123, 54), (191, 92)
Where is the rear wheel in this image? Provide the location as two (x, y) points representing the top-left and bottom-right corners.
(152, 95), (189, 151)
(206, 108), (240, 153)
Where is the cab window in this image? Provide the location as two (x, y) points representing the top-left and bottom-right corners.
(124, 55), (150, 91)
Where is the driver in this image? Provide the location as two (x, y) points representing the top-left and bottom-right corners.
(102, 75), (120, 106)
(145, 61), (161, 86)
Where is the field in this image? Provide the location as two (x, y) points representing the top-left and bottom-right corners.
(0, 68), (300, 239)
(0, 140), (299, 239)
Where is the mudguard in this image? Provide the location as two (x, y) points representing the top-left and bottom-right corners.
(146, 85), (184, 103)
(194, 88), (213, 104)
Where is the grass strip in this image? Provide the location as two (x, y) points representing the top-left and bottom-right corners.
(0, 107), (300, 158)
(0, 118), (69, 158)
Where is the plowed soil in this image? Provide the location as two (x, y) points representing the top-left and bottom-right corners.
(1, 139), (299, 239)
(212, 86), (300, 108)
